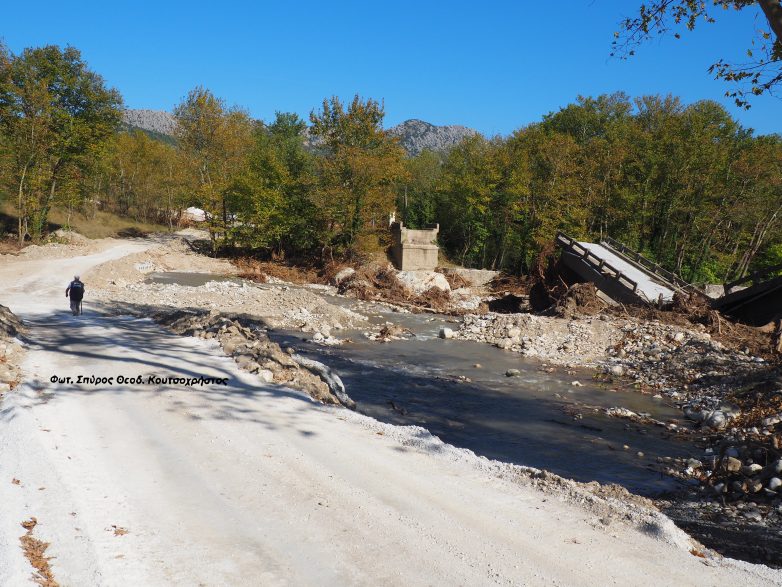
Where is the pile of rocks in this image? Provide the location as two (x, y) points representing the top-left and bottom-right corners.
(154, 309), (354, 407)
(456, 312), (622, 365)
(657, 444), (781, 505)
(456, 314), (770, 417)
(49, 229), (90, 246)
(603, 321), (762, 395)
(0, 304), (24, 396)
(337, 264), (481, 313)
(704, 449), (782, 501)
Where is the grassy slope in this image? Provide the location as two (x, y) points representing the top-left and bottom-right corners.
(1, 201), (169, 241)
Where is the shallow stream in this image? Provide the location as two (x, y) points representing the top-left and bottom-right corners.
(151, 272), (697, 496)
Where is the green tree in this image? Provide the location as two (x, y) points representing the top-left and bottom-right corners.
(309, 96), (407, 254)
(173, 87), (253, 252)
(437, 135), (504, 267)
(398, 149), (443, 229)
(231, 112), (318, 255)
(108, 131), (185, 226)
(0, 44), (122, 242)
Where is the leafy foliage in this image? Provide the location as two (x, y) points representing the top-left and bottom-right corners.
(0, 43), (779, 288)
(309, 96), (407, 254)
(0, 44), (122, 242)
(397, 93), (781, 282)
(173, 87), (254, 251)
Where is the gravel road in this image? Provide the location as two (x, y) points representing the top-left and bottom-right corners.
(0, 238), (779, 586)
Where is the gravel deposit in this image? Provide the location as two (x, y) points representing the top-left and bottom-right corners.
(84, 239), (368, 334)
(0, 305), (24, 398)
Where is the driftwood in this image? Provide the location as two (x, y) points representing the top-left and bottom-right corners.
(291, 354), (356, 410)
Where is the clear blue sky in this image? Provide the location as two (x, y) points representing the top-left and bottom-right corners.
(2, 0), (779, 136)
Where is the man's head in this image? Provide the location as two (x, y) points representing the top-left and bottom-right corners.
(74, 275), (80, 281)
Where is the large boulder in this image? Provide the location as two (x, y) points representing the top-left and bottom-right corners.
(396, 271), (451, 296)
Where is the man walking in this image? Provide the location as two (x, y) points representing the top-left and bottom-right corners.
(65, 275), (85, 316)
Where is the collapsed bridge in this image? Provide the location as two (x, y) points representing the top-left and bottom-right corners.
(555, 232), (781, 326)
(555, 233), (699, 306)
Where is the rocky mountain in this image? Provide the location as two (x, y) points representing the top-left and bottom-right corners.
(122, 109), (177, 136)
(386, 119), (478, 156)
(122, 109), (478, 156)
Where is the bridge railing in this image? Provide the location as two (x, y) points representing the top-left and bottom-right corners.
(555, 232), (640, 295)
(600, 235), (707, 298)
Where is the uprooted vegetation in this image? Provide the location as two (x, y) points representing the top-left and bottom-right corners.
(233, 257), (325, 285)
(336, 265), (457, 312)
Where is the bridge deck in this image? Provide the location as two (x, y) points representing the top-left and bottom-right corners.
(576, 242), (675, 303)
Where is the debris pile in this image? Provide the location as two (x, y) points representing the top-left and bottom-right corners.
(0, 304), (24, 397)
(154, 309), (355, 408)
(337, 264), (459, 312)
(234, 258), (322, 285)
(457, 312), (623, 365)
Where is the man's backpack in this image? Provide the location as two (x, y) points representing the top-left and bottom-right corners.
(70, 281), (84, 300)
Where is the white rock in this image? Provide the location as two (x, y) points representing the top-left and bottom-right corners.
(439, 327), (455, 340)
(396, 271), (451, 295)
(257, 369), (275, 383)
(333, 267), (356, 285)
(704, 411), (727, 431)
(606, 407), (637, 419)
(769, 477), (782, 491)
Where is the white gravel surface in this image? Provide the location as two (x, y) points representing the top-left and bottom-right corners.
(0, 238), (780, 585)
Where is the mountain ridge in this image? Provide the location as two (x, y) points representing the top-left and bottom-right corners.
(122, 109), (479, 156)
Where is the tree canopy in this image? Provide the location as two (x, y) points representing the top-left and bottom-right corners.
(0, 44), (122, 242)
(0, 43), (779, 287)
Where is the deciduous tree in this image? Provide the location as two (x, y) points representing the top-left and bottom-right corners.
(173, 87), (253, 252)
(0, 44), (122, 242)
(309, 96), (407, 254)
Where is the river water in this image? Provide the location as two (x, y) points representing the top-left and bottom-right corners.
(147, 272), (698, 496)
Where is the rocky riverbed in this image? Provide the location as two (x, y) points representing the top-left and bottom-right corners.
(85, 239), (368, 334)
(453, 310), (782, 565)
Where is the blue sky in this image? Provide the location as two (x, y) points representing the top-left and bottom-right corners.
(2, 1), (779, 136)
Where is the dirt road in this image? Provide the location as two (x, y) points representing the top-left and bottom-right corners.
(1, 239), (779, 585)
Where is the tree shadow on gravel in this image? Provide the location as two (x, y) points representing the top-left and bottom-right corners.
(6, 302), (324, 439)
